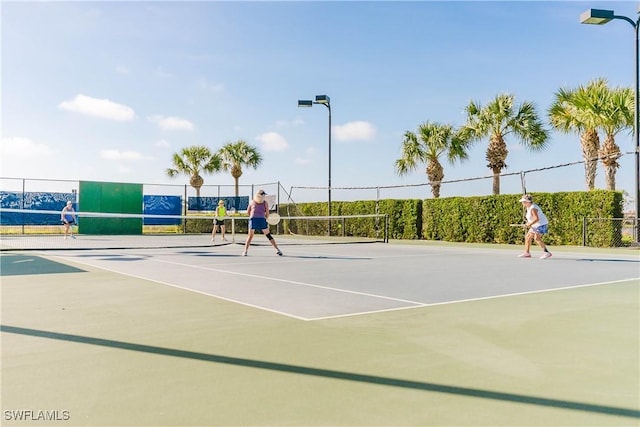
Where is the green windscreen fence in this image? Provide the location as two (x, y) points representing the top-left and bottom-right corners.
(78, 181), (143, 235)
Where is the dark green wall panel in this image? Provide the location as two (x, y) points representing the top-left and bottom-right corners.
(78, 181), (143, 235)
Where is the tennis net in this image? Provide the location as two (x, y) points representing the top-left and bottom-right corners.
(0, 209), (388, 250)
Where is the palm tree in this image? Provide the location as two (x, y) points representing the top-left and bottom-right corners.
(166, 145), (221, 197)
(548, 78), (608, 190)
(459, 93), (549, 195)
(217, 140), (262, 197)
(598, 85), (634, 190)
(395, 122), (469, 198)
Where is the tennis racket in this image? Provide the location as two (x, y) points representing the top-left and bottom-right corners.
(509, 223), (527, 228)
(267, 213), (281, 225)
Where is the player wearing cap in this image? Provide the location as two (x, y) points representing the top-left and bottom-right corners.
(61, 200), (76, 239)
(243, 190), (282, 256)
(211, 199), (228, 242)
(518, 194), (551, 259)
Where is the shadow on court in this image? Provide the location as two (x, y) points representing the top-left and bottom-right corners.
(0, 254), (85, 276)
(575, 258), (640, 263)
(2, 324), (638, 420)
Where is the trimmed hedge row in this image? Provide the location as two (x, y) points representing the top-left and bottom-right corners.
(280, 190), (624, 246)
(280, 199), (422, 239)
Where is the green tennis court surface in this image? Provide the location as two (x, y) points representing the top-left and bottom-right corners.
(1, 240), (638, 426)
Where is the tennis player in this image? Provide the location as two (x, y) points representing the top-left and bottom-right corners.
(242, 190), (282, 256)
(211, 199), (228, 241)
(518, 194), (552, 259)
(61, 201), (76, 239)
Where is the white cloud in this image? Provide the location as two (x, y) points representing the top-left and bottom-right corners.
(148, 115), (195, 131)
(100, 149), (144, 161)
(58, 94), (135, 121)
(333, 121), (377, 142)
(295, 157), (311, 165)
(1, 137), (53, 158)
(155, 139), (170, 148)
(256, 132), (289, 151)
(198, 78), (224, 92)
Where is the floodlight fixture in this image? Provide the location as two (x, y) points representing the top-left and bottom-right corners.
(580, 8), (614, 25)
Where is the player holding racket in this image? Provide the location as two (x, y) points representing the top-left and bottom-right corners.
(518, 194), (552, 259)
(242, 190), (282, 256)
(61, 200), (76, 239)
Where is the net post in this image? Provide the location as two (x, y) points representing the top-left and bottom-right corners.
(183, 185), (187, 234)
(231, 217), (235, 243)
(385, 214), (389, 243)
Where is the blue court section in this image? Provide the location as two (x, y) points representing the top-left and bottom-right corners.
(1, 253), (86, 276)
(41, 241), (640, 320)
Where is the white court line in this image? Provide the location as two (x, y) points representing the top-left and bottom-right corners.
(309, 277), (640, 321)
(145, 257), (426, 306)
(46, 251), (424, 321)
(45, 251), (639, 322)
(46, 253), (312, 321)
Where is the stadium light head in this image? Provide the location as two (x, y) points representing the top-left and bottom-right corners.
(297, 93), (333, 229)
(580, 8), (614, 25)
(315, 95), (330, 104)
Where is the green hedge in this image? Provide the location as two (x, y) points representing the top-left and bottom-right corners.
(280, 199), (422, 239)
(280, 190), (623, 246)
(423, 190), (623, 245)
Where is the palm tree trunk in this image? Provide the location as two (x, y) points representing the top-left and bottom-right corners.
(427, 161), (444, 199)
(231, 166), (242, 199)
(190, 174), (204, 198)
(599, 134), (621, 190)
(492, 169), (501, 196)
(581, 130), (599, 190)
(486, 135), (508, 195)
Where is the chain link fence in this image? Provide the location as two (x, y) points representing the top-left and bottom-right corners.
(582, 217), (639, 247)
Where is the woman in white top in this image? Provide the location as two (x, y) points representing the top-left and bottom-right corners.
(61, 201), (76, 239)
(518, 194), (552, 259)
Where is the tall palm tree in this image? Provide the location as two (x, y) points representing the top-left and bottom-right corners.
(459, 93), (549, 195)
(598, 85), (634, 190)
(548, 78), (608, 190)
(166, 145), (221, 197)
(395, 122), (469, 198)
(218, 140), (262, 197)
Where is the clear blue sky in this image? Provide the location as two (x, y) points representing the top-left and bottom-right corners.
(1, 1), (637, 207)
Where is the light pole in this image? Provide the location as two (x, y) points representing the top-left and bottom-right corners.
(298, 94), (332, 225)
(581, 7), (640, 243)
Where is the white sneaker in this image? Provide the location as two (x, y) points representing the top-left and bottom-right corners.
(540, 252), (552, 259)
(517, 252), (531, 258)
(242, 251), (247, 256)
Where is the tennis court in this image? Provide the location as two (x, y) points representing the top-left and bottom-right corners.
(1, 236), (639, 426)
